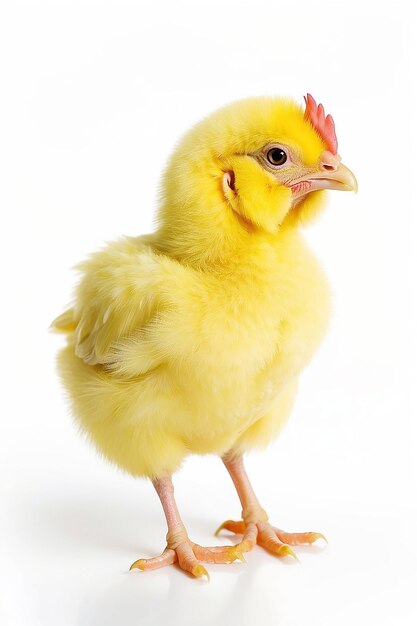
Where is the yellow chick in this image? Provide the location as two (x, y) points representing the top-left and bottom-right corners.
(52, 94), (357, 579)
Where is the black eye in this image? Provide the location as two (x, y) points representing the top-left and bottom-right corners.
(266, 148), (287, 167)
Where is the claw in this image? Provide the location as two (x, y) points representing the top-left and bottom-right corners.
(309, 532), (328, 544)
(229, 548), (246, 563)
(214, 519), (245, 537)
(192, 564), (210, 580)
(276, 545), (299, 561)
(129, 559), (146, 571)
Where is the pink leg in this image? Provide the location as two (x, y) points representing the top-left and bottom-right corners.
(216, 455), (326, 560)
(223, 455), (269, 524)
(130, 476), (244, 579)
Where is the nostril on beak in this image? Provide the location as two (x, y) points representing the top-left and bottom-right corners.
(319, 150), (340, 172)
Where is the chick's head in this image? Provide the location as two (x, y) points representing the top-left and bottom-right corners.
(157, 95), (356, 261)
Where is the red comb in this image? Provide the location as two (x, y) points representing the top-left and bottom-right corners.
(303, 93), (338, 155)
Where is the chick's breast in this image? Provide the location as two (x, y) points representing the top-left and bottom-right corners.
(165, 231), (331, 454)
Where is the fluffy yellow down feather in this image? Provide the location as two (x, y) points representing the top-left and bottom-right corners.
(52, 97), (331, 479)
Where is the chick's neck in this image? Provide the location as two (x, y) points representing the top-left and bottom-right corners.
(153, 196), (297, 274)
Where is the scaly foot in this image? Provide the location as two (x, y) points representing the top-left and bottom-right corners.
(130, 529), (245, 580)
(215, 519), (326, 560)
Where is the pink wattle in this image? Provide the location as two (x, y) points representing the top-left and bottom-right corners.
(290, 180), (312, 194)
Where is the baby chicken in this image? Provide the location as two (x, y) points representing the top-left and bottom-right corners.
(52, 94), (357, 579)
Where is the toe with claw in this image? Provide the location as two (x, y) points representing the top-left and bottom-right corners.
(215, 518), (327, 561)
(130, 535), (245, 580)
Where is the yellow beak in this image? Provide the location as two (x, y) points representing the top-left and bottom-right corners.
(290, 163), (358, 194)
(309, 163), (358, 192)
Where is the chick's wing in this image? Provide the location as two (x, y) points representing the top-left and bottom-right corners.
(52, 237), (172, 375)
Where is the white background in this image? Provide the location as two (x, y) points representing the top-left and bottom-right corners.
(1, 1), (416, 625)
